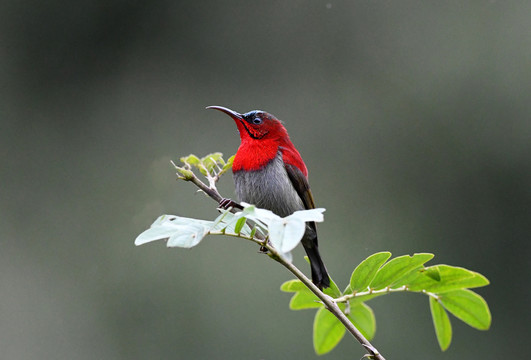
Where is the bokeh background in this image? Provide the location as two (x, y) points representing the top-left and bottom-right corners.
(1, 1), (529, 359)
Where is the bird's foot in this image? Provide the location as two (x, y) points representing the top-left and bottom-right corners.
(219, 198), (244, 210)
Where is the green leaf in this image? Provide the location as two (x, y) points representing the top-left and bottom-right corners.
(289, 291), (322, 310)
(302, 256), (340, 297)
(280, 280), (322, 309)
(219, 155), (235, 176)
(226, 154), (235, 164)
(233, 217), (246, 234)
(389, 265), (425, 289)
(198, 165), (208, 176)
(280, 279), (306, 292)
(249, 226), (257, 238)
(204, 152), (223, 162)
(406, 265), (490, 293)
(201, 160), (214, 174)
(237, 222), (259, 238)
(439, 289), (491, 330)
(323, 276), (342, 298)
(347, 302), (376, 340)
(430, 297), (452, 351)
(281, 278), (345, 347)
(201, 152), (224, 174)
(424, 266), (441, 281)
(180, 154), (201, 166)
(370, 253), (434, 290)
(176, 167), (194, 180)
(350, 252), (392, 293)
(343, 284), (352, 295)
(313, 307), (346, 355)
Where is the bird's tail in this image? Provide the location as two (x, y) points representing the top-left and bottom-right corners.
(303, 242), (330, 290)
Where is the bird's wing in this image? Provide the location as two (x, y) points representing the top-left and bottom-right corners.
(284, 163), (316, 210)
(285, 162), (319, 244)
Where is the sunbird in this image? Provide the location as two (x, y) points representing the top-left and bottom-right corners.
(207, 106), (330, 289)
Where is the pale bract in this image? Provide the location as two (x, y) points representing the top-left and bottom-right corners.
(134, 204), (326, 263)
(135, 215), (213, 248)
(268, 208), (325, 256)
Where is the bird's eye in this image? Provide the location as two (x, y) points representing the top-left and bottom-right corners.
(252, 117), (263, 125)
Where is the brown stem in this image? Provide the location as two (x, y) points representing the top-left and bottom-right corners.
(269, 249), (385, 360)
(181, 170), (386, 359)
(187, 172), (223, 203)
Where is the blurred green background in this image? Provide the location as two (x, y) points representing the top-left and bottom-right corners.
(1, 1), (529, 359)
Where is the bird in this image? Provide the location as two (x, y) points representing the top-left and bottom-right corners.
(206, 105), (330, 289)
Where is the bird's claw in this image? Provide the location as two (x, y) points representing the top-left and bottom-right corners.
(219, 198), (244, 210)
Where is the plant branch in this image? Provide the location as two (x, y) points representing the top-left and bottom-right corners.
(172, 160), (222, 203)
(208, 230), (263, 246)
(265, 244), (386, 360)
(191, 175), (222, 202)
(179, 169), (386, 360)
(334, 286), (440, 303)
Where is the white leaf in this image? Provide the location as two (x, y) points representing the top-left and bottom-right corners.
(281, 251), (293, 263)
(211, 210), (237, 231)
(269, 217), (306, 254)
(135, 225), (179, 245)
(166, 223), (210, 248)
(289, 208), (326, 223)
(240, 203), (280, 225)
(135, 215), (213, 248)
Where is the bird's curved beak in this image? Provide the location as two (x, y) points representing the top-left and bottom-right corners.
(206, 105), (244, 121)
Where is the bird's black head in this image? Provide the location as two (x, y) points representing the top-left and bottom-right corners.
(242, 110), (268, 125)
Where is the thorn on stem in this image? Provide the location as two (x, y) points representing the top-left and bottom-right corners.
(362, 344), (379, 356)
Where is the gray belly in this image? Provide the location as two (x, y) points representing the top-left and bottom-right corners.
(233, 153), (304, 217)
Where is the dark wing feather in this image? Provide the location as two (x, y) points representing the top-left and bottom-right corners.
(284, 163), (316, 210)
(285, 163), (329, 289)
(285, 163), (318, 235)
